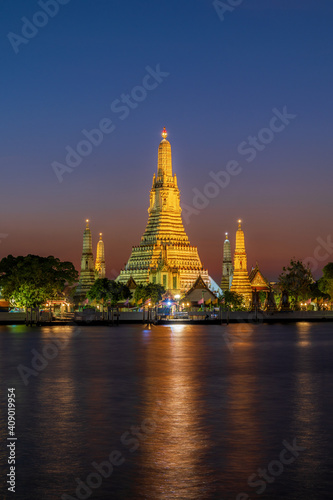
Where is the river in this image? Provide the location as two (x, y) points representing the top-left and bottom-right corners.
(0, 322), (332, 499)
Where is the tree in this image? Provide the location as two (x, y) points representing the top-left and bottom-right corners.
(0, 255), (78, 309)
(318, 263), (333, 303)
(87, 279), (131, 307)
(220, 290), (245, 311)
(310, 281), (330, 301)
(134, 283), (165, 305)
(108, 280), (131, 306)
(87, 278), (111, 307)
(278, 259), (313, 309)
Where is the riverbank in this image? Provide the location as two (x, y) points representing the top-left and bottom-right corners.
(1, 310), (333, 325)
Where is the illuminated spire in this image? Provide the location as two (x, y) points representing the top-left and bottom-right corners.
(95, 233), (106, 278)
(82, 219), (93, 255)
(235, 219), (246, 253)
(230, 219), (252, 306)
(157, 126), (172, 177)
(221, 231), (233, 291)
(75, 219), (96, 299)
(118, 129), (210, 293)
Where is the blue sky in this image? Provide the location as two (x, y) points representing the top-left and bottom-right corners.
(1, 0), (333, 281)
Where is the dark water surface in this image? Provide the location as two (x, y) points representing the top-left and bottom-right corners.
(1, 322), (333, 499)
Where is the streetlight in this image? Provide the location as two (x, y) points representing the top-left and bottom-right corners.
(174, 294), (180, 313)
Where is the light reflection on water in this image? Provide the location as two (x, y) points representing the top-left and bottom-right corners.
(0, 323), (333, 499)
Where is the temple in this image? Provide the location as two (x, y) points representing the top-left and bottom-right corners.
(181, 275), (217, 308)
(118, 128), (210, 294)
(220, 232), (233, 291)
(95, 233), (106, 278)
(249, 263), (270, 293)
(230, 220), (252, 305)
(75, 220), (96, 299)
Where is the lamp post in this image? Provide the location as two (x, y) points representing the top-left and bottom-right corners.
(174, 294), (180, 314)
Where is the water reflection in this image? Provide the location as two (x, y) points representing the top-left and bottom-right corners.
(292, 323), (321, 489)
(1, 323), (333, 499)
(134, 326), (214, 499)
(222, 325), (265, 495)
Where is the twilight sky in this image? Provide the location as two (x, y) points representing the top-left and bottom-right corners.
(1, 0), (333, 283)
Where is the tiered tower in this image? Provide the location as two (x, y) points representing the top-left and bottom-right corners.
(95, 233), (106, 278)
(230, 220), (252, 306)
(118, 128), (209, 293)
(75, 220), (96, 297)
(221, 232), (233, 291)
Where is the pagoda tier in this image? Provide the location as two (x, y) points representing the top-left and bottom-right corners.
(230, 220), (252, 305)
(118, 128), (209, 293)
(95, 233), (106, 278)
(221, 232), (233, 291)
(75, 220), (96, 298)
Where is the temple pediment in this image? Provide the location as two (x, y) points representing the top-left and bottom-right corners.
(249, 264), (270, 290)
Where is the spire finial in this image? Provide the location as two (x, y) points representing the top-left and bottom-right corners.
(225, 232), (228, 240)
(86, 219), (90, 228)
(162, 127), (168, 139)
(238, 219), (242, 229)
(99, 233), (103, 240)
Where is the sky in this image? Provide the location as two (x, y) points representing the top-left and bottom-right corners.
(1, 0), (333, 284)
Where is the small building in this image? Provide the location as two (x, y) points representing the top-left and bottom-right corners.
(249, 263), (270, 293)
(180, 275), (217, 309)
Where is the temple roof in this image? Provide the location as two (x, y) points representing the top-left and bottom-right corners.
(249, 263), (270, 289)
(126, 276), (137, 289)
(182, 275), (217, 302)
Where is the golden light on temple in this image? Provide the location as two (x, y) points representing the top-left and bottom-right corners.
(95, 232), (106, 278)
(230, 219), (252, 305)
(118, 128), (210, 292)
(75, 219), (95, 299)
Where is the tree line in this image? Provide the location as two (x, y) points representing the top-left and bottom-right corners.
(0, 254), (332, 311)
